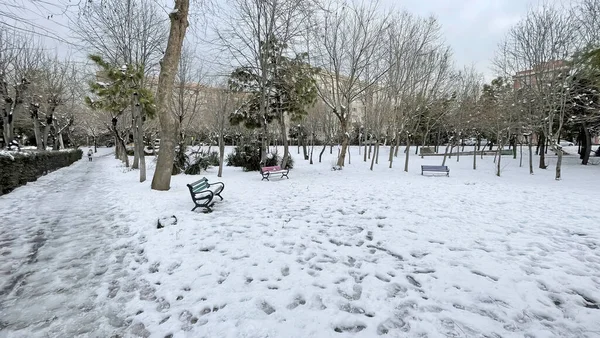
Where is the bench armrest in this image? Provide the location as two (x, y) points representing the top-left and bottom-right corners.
(209, 181), (225, 189)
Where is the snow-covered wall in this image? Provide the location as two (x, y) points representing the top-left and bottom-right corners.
(0, 149), (82, 196)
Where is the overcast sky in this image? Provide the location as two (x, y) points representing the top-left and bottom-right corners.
(4, 0), (570, 82)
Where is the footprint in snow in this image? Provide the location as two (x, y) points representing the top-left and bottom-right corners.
(286, 295), (306, 309)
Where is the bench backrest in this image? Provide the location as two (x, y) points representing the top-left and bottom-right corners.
(188, 177), (209, 193)
(422, 165), (448, 171)
(261, 165), (281, 172)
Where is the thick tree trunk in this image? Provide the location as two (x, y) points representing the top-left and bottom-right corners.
(348, 144), (351, 164)
(151, 0), (189, 191)
(218, 133), (224, 177)
(555, 146), (563, 180)
(375, 142), (379, 165)
(368, 142), (372, 159)
(473, 143), (477, 170)
(336, 119), (349, 167)
(394, 136), (400, 157)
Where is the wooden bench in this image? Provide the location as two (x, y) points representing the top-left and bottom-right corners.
(186, 177), (225, 212)
(421, 165), (449, 177)
(260, 165), (289, 181)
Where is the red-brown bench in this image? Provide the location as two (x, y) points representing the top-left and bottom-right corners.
(260, 165), (289, 181)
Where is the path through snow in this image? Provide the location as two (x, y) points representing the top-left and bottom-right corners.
(0, 150), (153, 337)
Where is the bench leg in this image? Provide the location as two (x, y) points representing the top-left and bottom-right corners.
(262, 173), (270, 181)
(282, 173), (289, 179)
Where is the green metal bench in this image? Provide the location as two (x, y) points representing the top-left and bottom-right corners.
(186, 177), (224, 212)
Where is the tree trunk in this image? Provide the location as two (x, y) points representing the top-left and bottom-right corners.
(218, 132), (224, 177)
(404, 135), (410, 172)
(496, 145), (502, 177)
(94, 136), (97, 153)
(132, 115), (140, 170)
(528, 138), (534, 175)
(538, 132), (547, 169)
(473, 143), (477, 170)
(302, 134), (308, 160)
(582, 125), (591, 165)
(280, 118), (290, 168)
(370, 139), (377, 171)
(310, 133), (314, 165)
(43, 117), (52, 150)
(555, 146), (563, 180)
(368, 142), (372, 159)
(394, 136), (400, 157)
(389, 141), (394, 168)
(348, 144), (351, 164)
(519, 142), (523, 167)
(375, 142), (379, 165)
(363, 133), (367, 162)
(151, 0), (190, 191)
(441, 142), (451, 166)
(133, 94), (146, 182)
(30, 104), (43, 150)
(336, 119), (349, 167)
(319, 144), (326, 163)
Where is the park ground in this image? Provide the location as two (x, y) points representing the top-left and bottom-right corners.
(0, 145), (599, 338)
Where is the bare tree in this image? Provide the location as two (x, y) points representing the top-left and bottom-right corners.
(496, 5), (579, 180)
(312, 1), (391, 167)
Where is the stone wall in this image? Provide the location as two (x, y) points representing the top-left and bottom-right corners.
(0, 149), (83, 196)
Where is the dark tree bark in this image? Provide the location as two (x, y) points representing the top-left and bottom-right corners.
(581, 125), (591, 165)
(539, 131), (547, 169)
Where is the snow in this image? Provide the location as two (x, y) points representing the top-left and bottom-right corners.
(0, 146), (599, 337)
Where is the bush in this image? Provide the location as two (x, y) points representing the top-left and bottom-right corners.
(226, 144), (293, 171)
(0, 149), (82, 196)
(184, 150), (220, 175)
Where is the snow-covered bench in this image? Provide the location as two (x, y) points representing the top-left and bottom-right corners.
(260, 165), (289, 181)
(421, 165), (449, 177)
(186, 177), (224, 212)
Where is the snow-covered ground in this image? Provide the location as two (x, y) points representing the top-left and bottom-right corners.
(0, 146), (599, 338)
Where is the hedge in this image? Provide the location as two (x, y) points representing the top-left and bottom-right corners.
(0, 149), (83, 196)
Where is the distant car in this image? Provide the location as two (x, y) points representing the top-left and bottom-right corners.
(463, 138), (477, 146)
(559, 140), (574, 147)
